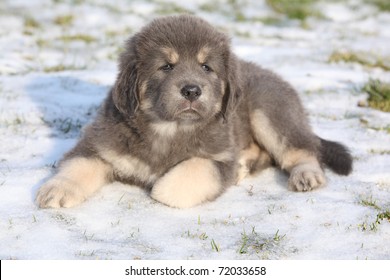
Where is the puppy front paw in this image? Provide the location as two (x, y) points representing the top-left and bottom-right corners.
(288, 164), (326, 192)
(36, 177), (86, 208)
(150, 158), (222, 208)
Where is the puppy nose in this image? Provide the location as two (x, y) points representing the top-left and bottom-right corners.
(180, 85), (202, 101)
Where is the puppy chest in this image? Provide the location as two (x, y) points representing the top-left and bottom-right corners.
(98, 149), (157, 184)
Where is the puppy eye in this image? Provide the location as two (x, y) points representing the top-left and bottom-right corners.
(161, 64), (174, 71)
(201, 64), (212, 72)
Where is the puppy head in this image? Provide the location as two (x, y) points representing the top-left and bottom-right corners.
(112, 15), (241, 125)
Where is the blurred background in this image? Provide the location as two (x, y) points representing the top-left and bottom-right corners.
(1, 0), (389, 112)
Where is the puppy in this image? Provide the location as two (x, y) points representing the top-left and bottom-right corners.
(36, 15), (352, 209)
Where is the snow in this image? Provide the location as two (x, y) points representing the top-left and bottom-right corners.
(0, 0), (389, 260)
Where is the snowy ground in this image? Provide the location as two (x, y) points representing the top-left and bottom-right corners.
(0, 0), (389, 260)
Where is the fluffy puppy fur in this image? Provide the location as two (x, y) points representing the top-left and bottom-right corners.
(36, 15), (353, 209)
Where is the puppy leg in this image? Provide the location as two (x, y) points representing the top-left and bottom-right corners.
(250, 109), (325, 192)
(36, 157), (112, 208)
(237, 142), (272, 183)
(282, 150), (326, 191)
(150, 157), (223, 208)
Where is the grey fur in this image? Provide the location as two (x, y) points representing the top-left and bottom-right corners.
(36, 15), (352, 209)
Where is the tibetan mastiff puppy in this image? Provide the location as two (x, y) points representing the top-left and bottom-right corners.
(36, 15), (352, 209)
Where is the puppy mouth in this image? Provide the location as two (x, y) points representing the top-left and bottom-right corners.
(175, 101), (203, 120)
(179, 109), (201, 120)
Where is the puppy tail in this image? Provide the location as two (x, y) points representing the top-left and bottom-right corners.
(319, 138), (353, 175)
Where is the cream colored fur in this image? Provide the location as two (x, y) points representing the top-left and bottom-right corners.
(161, 47), (179, 64)
(150, 157), (221, 208)
(250, 109), (325, 191)
(196, 46), (210, 64)
(36, 157), (111, 208)
(150, 121), (178, 137)
(237, 142), (261, 182)
(99, 149), (157, 184)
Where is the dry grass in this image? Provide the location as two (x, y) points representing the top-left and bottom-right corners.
(329, 50), (390, 71)
(362, 79), (390, 112)
(265, 0), (320, 20)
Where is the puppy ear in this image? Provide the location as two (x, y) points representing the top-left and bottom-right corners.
(112, 37), (140, 117)
(221, 53), (241, 120)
